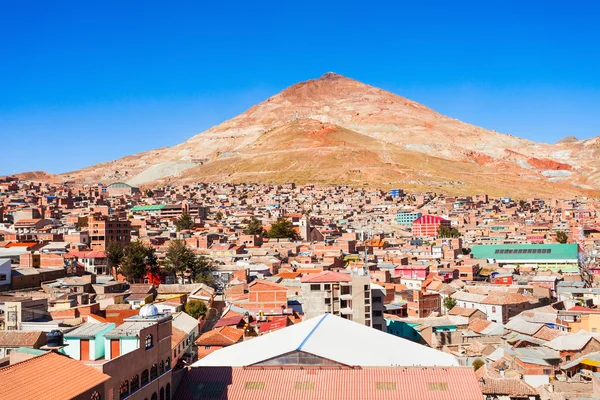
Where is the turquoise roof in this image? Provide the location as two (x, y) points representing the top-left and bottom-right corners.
(471, 244), (578, 261)
(131, 204), (166, 211)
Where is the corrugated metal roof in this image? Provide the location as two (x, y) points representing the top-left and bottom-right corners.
(131, 204), (166, 211)
(176, 366), (482, 400)
(193, 314), (458, 368)
(471, 244), (578, 261)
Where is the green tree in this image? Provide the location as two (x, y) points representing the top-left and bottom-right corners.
(438, 225), (460, 238)
(215, 211), (224, 221)
(174, 213), (195, 231)
(190, 255), (217, 287)
(164, 239), (198, 283)
(184, 300), (208, 320)
(105, 239), (125, 271)
(556, 230), (569, 244)
(472, 359), (485, 371)
(120, 240), (156, 283)
(243, 217), (264, 235)
(267, 218), (298, 240)
(443, 296), (457, 311)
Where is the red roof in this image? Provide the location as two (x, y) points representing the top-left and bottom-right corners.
(300, 270), (352, 283)
(258, 316), (289, 333)
(176, 367), (482, 400)
(213, 315), (244, 328)
(413, 215), (449, 225)
(568, 306), (600, 313)
(0, 352), (110, 399)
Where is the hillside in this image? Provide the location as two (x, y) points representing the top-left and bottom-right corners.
(53, 72), (599, 197)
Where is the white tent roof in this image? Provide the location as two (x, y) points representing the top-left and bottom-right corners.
(193, 313), (458, 367)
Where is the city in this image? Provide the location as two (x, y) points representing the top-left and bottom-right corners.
(0, 179), (600, 399)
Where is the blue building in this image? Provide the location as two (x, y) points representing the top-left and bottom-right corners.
(389, 189), (403, 198)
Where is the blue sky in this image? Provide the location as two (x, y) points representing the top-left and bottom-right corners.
(1, 1), (600, 175)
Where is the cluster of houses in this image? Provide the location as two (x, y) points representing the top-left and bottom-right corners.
(1, 176), (600, 399)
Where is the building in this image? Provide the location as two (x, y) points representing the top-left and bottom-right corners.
(0, 351), (110, 400)
(193, 313), (459, 367)
(71, 304), (174, 400)
(300, 271), (385, 331)
(88, 214), (131, 251)
(412, 215), (451, 238)
(0, 297), (49, 331)
(105, 182), (141, 197)
(470, 244), (579, 273)
(396, 211), (422, 226)
(0, 258), (10, 290)
(0, 330), (46, 358)
(195, 326), (244, 360)
(408, 290), (442, 318)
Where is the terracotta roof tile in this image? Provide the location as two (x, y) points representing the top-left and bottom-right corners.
(0, 352), (110, 399)
(195, 326), (244, 346)
(0, 331), (45, 347)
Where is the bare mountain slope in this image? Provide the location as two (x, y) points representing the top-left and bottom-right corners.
(59, 73), (599, 197)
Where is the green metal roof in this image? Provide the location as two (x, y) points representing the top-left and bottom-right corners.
(131, 204), (166, 211)
(471, 244), (579, 261)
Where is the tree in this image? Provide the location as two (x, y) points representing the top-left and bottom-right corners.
(438, 225), (460, 238)
(443, 296), (457, 311)
(267, 218), (298, 240)
(190, 255), (217, 287)
(120, 240), (156, 283)
(105, 239), (125, 270)
(174, 213), (195, 231)
(215, 211), (224, 221)
(164, 239), (198, 283)
(556, 231), (569, 244)
(184, 300), (207, 320)
(243, 217), (264, 236)
(164, 240), (217, 286)
(472, 359), (484, 371)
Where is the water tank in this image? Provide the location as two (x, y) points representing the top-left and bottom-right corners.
(46, 330), (64, 348)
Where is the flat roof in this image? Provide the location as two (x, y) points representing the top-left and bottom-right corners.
(471, 244), (578, 261)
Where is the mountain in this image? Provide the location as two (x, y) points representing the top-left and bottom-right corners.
(58, 73), (598, 197)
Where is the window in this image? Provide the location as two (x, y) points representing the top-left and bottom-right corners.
(373, 310), (382, 317)
(119, 381), (129, 400)
(324, 298), (331, 305)
(166, 357), (171, 371)
(205, 345), (211, 350)
(310, 284), (320, 291)
(131, 375), (139, 392)
(150, 364), (158, 380)
(159, 360), (165, 374)
(492, 306), (496, 313)
(141, 369), (149, 386)
(543, 369), (552, 375)
(0, 274), (6, 281)
(566, 355), (571, 361)
(91, 391), (101, 400)
(166, 384), (171, 400)
(145, 334), (153, 349)
(160, 388), (165, 400)
(324, 284), (331, 290)
(151, 393), (157, 400)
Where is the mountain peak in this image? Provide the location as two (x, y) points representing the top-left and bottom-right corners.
(318, 72), (346, 81)
(556, 136), (579, 144)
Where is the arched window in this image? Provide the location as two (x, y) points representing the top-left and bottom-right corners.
(145, 334), (153, 349)
(150, 364), (158, 380)
(91, 391), (101, 400)
(141, 369), (149, 386)
(151, 393), (157, 400)
(166, 383), (171, 400)
(165, 357), (171, 371)
(131, 374), (139, 392)
(119, 380), (129, 400)
(160, 387), (165, 400)
(159, 360), (164, 374)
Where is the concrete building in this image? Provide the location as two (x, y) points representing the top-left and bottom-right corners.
(396, 211), (422, 226)
(88, 214), (131, 251)
(300, 270), (385, 331)
(0, 258), (11, 291)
